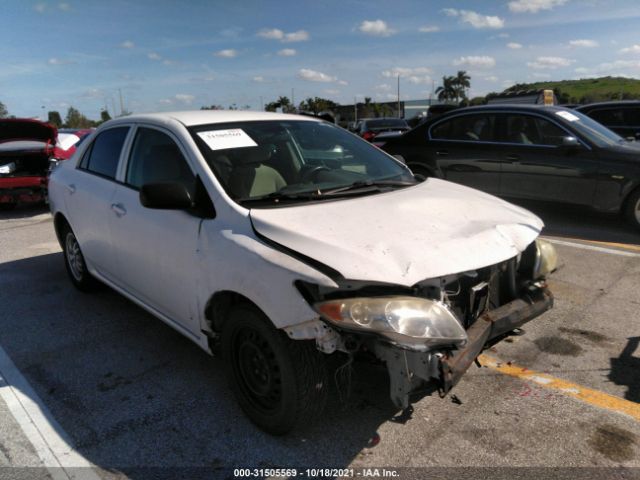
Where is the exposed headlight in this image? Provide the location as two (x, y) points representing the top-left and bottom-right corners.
(314, 296), (467, 347)
(0, 162), (16, 175)
(533, 239), (558, 279)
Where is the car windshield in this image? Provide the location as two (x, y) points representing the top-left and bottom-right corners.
(190, 120), (415, 207)
(561, 109), (625, 147)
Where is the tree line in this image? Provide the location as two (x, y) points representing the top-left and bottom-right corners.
(0, 101), (111, 128)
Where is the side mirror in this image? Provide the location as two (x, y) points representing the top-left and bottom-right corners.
(140, 182), (193, 210)
(561, 136), (580, 148)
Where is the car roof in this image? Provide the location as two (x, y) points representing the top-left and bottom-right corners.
(104, 110), (320, 128)
(575, 100), (640, 110)
(426, 104), (571, 122)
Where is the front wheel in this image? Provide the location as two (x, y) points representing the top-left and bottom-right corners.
(624, 189), (640, 230)
(61, 224), (98, 292)
(222, 304), (328, 435)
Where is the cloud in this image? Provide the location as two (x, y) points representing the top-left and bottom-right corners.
(175, 94), (195, 104)
(120, 40), (135, 49)
(507, 42), (523, 49)
(382, 67), (431, 85)
(214, 49), (237, 58)
(569, 39), (598, 48)
(34, 3), (46, 13)
(374, 83), (392, 92)
(509, 0), (567, 13)
(497, 33), (510, 38)
(620, 44), (640, 54)
(595, 59), (640, 72)
(277, 48), (297, 56)
(323, 89), (340, 95)
(252, 76), (265, 83)
(337, 80), (348, 86)
(298, 68), (336, 82)
(58, 2), (71, 11)
(443, 9), (504, 29)
(531, 72), (552, 78)
(453, 56), (496, 68)
(483, 75), (499, 82)
(148, 52), (162, 60)
(574, 67), (590, 74)
(257, 28), (309, 42)
(358, 19), (395, 37)
(419, 25), (440, 33)
(527, 56), (574, 69)
(48, 57), (75, 65)
(283, 30), (309, 42)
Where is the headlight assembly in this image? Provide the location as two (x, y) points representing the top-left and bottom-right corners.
(533, 239), (558, 279)
(314, 296), (467, 347)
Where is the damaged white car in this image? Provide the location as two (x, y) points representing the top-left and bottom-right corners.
(48, 111), (556, 434)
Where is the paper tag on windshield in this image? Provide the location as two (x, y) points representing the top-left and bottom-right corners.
(556, 111), (580, 122)
(197, 129), (257, 151)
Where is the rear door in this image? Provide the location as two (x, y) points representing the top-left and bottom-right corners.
(496, 112), (598, 205)
(65, 126), (130, 280)
(426, 112), (502, 194)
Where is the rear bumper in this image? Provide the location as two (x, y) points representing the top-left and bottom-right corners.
(372, 286), (554, 409)
(0, 176), (47, 204)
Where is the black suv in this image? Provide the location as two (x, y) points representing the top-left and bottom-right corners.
(382, 104), (640, 229)
(576, 101), (640, 140)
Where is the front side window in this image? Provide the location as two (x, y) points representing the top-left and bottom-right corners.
(430, 114), (495, 142)
(190, 120), (414, 206)
(504, 115), (567, 146)
(126, 127), (195, 192)
(82, 127), (129, 179)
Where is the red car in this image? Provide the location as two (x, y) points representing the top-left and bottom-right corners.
(0, 119), (57, 209)
(53, 128), (94, 160)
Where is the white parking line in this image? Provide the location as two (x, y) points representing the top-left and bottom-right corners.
(0, 345), (100, 480)
(543, 237), (640, 258)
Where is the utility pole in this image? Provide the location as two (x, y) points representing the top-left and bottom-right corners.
(118, 89), (124, 116)
(397, 75), (401, 118)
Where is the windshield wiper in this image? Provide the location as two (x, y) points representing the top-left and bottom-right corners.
(236, 190), (321, 205)
(319, 179), (416, 196)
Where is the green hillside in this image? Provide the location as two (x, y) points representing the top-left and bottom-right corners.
(502, 76), (640, 103)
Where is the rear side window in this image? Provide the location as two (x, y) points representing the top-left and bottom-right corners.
(430, 114), (495, 142)
(82, 127), (129, 179)
(589, 109), (624, 126)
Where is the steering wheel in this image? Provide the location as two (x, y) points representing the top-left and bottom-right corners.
(300, 165), (331, 183)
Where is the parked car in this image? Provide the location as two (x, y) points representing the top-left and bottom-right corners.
(356, 117), (410, 142)
(382, 105), (640, 229)
(49, 110), (555, 434)
(0, 118), (57, 209)
(576, 101), (640, 140)
(53, 128), (94, 161)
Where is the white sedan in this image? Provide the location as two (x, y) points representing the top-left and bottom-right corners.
(48, 110), (556, 434)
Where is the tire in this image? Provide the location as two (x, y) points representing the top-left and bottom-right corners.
(408, 164), (433, 179)
(222, 304), (328, 435)
(624, 188), (640, 230)
(61, 224), (99, 292)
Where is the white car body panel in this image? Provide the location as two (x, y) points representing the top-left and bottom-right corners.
(250, 178), (543, 287)
(48, 110), (544, 353)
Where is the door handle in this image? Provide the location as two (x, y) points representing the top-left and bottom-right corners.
(66, 184), (76, 195)
(111, 203), (127, 217)
(436, 150), (449, 156)
(505, 154), (520, 163)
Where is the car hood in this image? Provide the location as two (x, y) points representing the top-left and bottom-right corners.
(249, 178), (544, 286)
(0, 119), (57, 145)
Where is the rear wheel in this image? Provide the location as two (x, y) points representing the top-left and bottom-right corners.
(624, 188), (640, 230)
(61, 224), (98, 292)
(222, 304), (328, 435)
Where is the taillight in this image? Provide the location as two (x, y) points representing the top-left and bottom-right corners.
(362, 131), (376, 141)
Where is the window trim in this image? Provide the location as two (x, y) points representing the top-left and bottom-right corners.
(428, 109), (592, 150)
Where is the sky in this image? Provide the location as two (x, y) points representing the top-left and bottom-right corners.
(3, 0), (640, 120)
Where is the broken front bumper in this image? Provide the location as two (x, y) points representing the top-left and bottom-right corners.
(373, 287), (554, 409)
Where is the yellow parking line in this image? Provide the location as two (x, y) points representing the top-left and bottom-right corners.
(479, 354), (640, 422)
(557, 237), (640, 252)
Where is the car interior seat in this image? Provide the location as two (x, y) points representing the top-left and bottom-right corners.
(227, 145), (286, 199)
(508, 118), (533, 144)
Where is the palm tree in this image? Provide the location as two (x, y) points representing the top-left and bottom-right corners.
(454, 70), (471, 102)
(435, 76), (457, 103)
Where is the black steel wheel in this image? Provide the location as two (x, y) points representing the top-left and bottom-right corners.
(222, 304), (328, 435)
